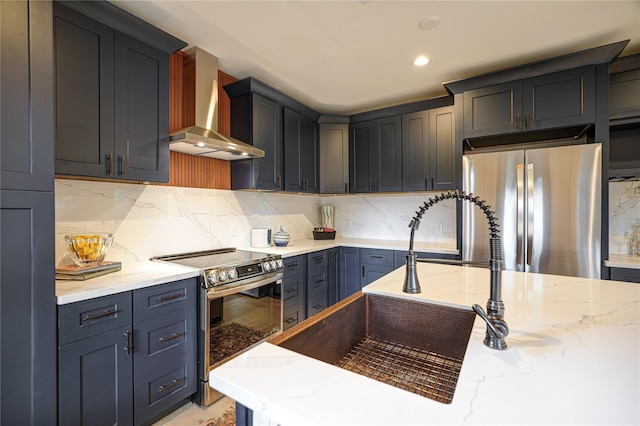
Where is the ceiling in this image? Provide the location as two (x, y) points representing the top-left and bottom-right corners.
(112, 0), (640, 115)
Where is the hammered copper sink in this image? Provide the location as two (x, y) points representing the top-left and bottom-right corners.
(271, 292), (476, 404)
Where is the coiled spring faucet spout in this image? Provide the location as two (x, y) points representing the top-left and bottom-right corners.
(403, 190), (509, 350)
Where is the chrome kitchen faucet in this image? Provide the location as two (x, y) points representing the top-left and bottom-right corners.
(403, 190), (509, 350)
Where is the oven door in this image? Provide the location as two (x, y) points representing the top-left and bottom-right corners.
(199, 273), (282, 406)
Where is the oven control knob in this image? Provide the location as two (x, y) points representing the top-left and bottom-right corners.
(270, 260), (277, 270)
(227, 269), (237, 280)
(263, 261), (271, 272)
(276, 259), (283, 269)
(218, 271), (227, 281)
(207, 270), (218, 285)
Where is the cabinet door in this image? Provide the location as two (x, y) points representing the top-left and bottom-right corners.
(253, 93), (283, 190)
(522, 66), (595, 130)
(373, 116), (402, 192)
(360, 248), (394, 286)
(339, 247), (360, 300)
(610, 69), (640, 122)
(402, 111), (429, 192)
(284, 108), (318, 193)
(1, 190), (56, 425)
(349, 121), (374, 193)
(463, 81), (523, 138)
(53, 3), (115, 178)
(1, 0), (54, 192)
(58, 325), (134, 426)
(319, 123), (349, 194)
(114, 32), (169, 182)
(429, 106), (457, 191)
(327, 248), (339, 306)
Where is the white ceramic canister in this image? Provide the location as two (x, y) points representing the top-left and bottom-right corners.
(250, 228), (272, 248)
(273, 226), (290, 247)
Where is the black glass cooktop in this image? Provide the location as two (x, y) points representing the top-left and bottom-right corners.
(151, 248), (270, 270)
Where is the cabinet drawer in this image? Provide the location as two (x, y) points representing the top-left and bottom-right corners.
(283, 271), (304, 301)
(307, 250), (328, 270)
(360, 248), (394, 267)
(134, 306), (196, 371)
(133, 278), (196, 322)
(307, 269), (328, 296)
(610, 267), (640, 283)
(133, 350), (196, 425)
(283, 255), (305, 274)
(283, 304), (302, 330)
(307, 293), (327, 318)
(58, 292), (132, 345)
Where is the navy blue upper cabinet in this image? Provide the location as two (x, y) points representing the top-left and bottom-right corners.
(402, 106), (456, 192)
(463, 66), (596, 139)
(229, 92), (283, 190)
(349, 116), (402, 193)
(224, 77), (320, 191)
(53, 2), (184, 183)
(284, 107), (319, 193)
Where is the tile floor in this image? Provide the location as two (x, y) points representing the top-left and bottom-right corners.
(152, 396), (235, 425)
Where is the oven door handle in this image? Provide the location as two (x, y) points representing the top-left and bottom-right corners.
(206, 273), (283, 300)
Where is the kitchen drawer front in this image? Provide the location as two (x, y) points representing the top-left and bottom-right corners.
(307, 269), (328, 297)
(610, 267), (640, 283)
(134, 306), (196, 371)
(283, 301), (303, 330)
(283, 271), (304, 301)
(360, 248), (394, 268)
(133, 350), (196, 425)
(133, 278), (197, 323)
(307, 292), (328, 318)
(58, 292), (132, 345)
(307, 250), (328, 271)
(283, 254), (306, 275)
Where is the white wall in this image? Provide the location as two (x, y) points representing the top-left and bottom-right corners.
(55, 179), (457, 265)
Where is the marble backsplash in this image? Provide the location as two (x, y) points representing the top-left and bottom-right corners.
(55, 179), (457, 265)
(609, 181), (640, 255)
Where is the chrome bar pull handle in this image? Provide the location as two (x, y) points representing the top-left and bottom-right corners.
(124, 329), (132, 355)
(526, 163), (535, 268)
(84, 309), (117, 322)
(118, 154), (126, 176)
(515, 113), (521, 129)
(106, 153), (114, 177)
(158, 292), (183, 302)
(516, 164), (524, 268)
(158, 378), (184, 392)
(158, 332), (184, 343)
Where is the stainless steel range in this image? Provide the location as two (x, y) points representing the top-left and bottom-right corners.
(152, 248), (283, 406)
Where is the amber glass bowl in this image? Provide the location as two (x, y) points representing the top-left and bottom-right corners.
(64, 233), (114, 267)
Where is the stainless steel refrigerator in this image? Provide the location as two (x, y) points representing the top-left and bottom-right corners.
(462, 142), (601, 279)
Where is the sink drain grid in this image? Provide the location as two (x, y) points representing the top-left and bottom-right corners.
(337, 337), (463, 404)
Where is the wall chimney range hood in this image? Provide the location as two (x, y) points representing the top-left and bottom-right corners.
(169, 47), (264, 160)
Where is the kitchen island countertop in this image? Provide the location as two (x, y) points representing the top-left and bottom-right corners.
(209, 263), (640, 425)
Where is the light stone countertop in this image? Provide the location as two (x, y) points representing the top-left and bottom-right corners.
(55, 238), (457, 305)
(605, 253), (640, 269)
(209, 263), (640, 426)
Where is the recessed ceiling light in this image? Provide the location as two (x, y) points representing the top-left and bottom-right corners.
(414, 56), (430, 67)
(194, 142), (206, 148)
(419, 16), (440, 30)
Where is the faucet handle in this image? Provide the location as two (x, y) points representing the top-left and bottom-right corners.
(472, 304), (509, 349)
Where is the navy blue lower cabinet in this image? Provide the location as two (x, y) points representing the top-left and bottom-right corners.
(58, 324), (134, 426)
(283, 255), (306, 328)
(306, 250), (328, 317)
(339, 247), (360, 300)
(58, 278), (198, 426)
(360, 248), (394, 286)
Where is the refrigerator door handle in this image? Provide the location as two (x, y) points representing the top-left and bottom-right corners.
(516, 164), (524, 267)
(526, 163), (535, 268)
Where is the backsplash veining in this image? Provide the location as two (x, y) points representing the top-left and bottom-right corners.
(609, 181), (640, 255)
(55, 179), (457, 265)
